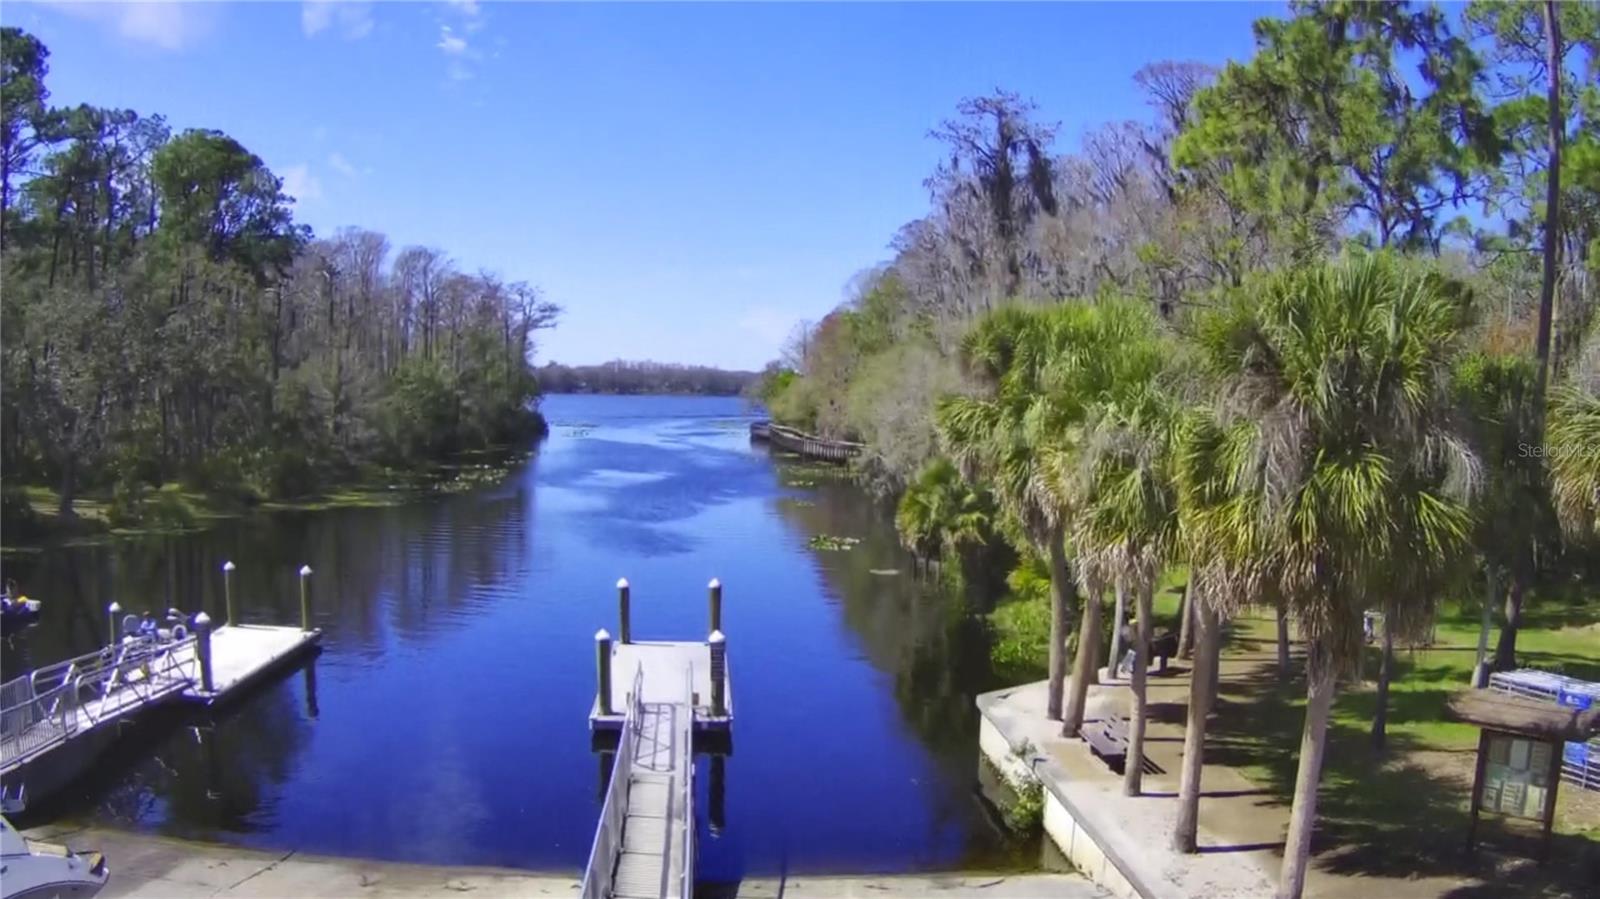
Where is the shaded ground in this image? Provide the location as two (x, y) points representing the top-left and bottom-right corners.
(1205, 605), (1600, 898)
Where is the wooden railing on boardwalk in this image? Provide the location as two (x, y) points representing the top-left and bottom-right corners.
(749, 421), (862, 464)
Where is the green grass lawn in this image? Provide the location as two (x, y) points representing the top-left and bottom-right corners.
(986, 566), (1599, 889)
(1209, 588), (1600, 892)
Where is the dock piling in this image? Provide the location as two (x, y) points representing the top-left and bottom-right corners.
(708, 578), (722, 634)
(195, 612), (215, 694)
(709, 630), (726, 716)
(222, 561), (236, 625)
(596, 629), (614, 716)
(107, 601), (122, 646)
(298, 565), (313, 632)
(617, 578), (631, 644)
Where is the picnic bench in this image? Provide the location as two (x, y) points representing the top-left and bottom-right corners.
(1079, 713), (1162, 775)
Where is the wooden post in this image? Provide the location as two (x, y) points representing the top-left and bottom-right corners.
(107, 602), (122, 646)
(1466, 729), (1492, 853)
(298, 565), (313, 632)
(1540, 735), (1562, 862)
(195, 612), (215, 694)
(617, 578), (631, 644)
(708, 577), (723, 634)
(222, 561), (236, 626)
(709, 630), (726, 717)
(596, 629), (614, 716)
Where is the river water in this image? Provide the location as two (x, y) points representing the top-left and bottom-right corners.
(2, 395), (1024, 878)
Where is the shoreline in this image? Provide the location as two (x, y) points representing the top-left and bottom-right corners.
(23, 824), (1106, 898)
(2, 445), (539, 551)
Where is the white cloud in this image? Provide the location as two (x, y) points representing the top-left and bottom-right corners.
(446, 60), (474, 82)
(302, 2), (374, 41)
(281, 165), (323, 204)
(445, 0), (480, 18)
(46, 1), (218, 51)
(437, 25), (468, 55)
(327, 152), (357, 178)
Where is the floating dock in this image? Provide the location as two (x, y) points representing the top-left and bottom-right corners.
(0, 562), (325, 808)
(581, 578), (735, 899)
(179, 624), (322, 705)
(589, 641), (731, 733)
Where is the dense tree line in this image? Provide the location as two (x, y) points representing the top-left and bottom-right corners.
(0, 28), (559, 523)
(537, 360), (757, 396)
(759, 3), (1598, 896)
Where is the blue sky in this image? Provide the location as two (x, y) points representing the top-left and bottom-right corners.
(9, 2), (1274, 369)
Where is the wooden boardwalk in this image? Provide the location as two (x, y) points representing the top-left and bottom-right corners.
(749, 421), (862, 464)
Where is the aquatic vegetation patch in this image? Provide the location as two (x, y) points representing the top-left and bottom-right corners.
(807, 534), (861, 551)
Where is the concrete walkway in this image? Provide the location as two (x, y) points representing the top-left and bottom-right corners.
(23, 824), (1106, 899)
(978, 633), (1553, 899)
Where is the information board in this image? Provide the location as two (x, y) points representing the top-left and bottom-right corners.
(1481, 733), (1553, 820)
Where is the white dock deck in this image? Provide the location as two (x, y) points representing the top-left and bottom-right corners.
(179, 624), (322, 704)
(590, 641), (731, 732)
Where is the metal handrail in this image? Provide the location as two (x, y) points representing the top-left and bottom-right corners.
(580, 664), (646, 899)
(1, 635), (200, 769)
(679, 664), (695, 899)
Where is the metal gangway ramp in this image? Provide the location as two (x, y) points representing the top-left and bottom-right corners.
(1, 639), (199, 775)
(582, 665), (695, 899)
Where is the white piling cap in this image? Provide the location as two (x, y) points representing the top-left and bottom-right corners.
(299, 565), (313, 577)
(194, 612), (212, 626)
(223, 561), (235, 572)
(595, 628), (612, 641)
(708, 630), (726, 644)
(708, 577), (721, 589)
(109, 601), (122, 613)
(616, 578), (629, 589)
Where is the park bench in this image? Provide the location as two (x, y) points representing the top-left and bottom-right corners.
(1081, 713), (1131, 771)
(1080, 712), (1164, 776)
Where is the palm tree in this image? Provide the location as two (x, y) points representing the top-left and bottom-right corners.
(895, 457), (993, 562)
(1185, 256), (1476, 897)
(937, 305), (1087, 720)
(1453, 353), (1538, 684)
(1550, 383), (1600, 539)
(1171, 409), (1280, 853)
(1066, 312), (1175, 795)
(1044, 301), (1174, 737)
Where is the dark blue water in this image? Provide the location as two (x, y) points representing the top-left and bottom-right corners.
(3, 395), (1015, 877)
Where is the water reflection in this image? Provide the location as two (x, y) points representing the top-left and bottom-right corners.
(5, 395), (1024, 874)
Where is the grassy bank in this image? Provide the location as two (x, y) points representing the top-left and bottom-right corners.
(2, 447), (535, 549)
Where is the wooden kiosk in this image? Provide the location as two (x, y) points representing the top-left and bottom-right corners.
(1447, 690), (1600, 859)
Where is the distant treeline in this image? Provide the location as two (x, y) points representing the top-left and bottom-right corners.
(538, 361), (759, 395)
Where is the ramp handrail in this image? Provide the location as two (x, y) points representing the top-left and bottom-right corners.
(679, 664), (695, 899)
(580, 664), (646, 899)
(1, 637), (199, 769)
